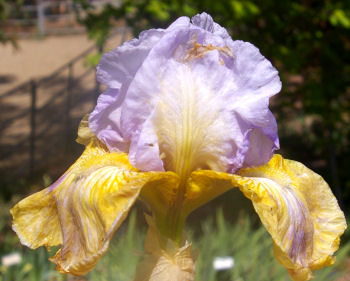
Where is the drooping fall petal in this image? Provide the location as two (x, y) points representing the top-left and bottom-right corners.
(235, 154), (347, 280)
(186, 155), (346, 281)
(11, 141), (178, 275)
(10, 186), (62, 249)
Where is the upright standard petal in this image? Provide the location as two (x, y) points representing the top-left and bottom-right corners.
(89, 29), (166, 152)
(11, 141), (178, 275)
(191, 12), (230, 39)
(96, 28), (165, 89)
(89, 88), (130, 152)
(90, 13), (281, 174)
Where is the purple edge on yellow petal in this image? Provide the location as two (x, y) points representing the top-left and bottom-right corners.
(11, 139), (179, 276)
(186, 154), (346, 281)
(10, 144), (346, 280)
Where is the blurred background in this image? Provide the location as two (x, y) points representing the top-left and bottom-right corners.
(0, 0), (349, 280)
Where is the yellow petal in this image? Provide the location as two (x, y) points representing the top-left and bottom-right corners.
(140, 170), (232, 238)
(134, 216), (196, 281)
(234, 154), (347, 281)
(11, 142), (177, 276)
(182, 170), (235, 215)
(139, 174), (180, 216)
(11, 187), (62, 249)
(181, 155), (346, 280)
(76, 114), (95, 145)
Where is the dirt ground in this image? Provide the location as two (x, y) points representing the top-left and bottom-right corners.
(0, 31), (130, 94)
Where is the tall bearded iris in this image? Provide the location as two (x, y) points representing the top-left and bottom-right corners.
(11, 13), (346, 281)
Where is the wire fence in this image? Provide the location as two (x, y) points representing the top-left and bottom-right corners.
(0, 26), (128, 178)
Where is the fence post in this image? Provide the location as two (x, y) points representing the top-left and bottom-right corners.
(37, 0), (45, 36)
(29, 80), (37, 177)
(65, 63), (73, 142)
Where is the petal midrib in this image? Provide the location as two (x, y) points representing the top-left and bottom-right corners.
(174, 70), (195, 181)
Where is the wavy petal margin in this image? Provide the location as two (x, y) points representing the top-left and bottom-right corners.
(11, 142), (178, 275)
(236, 154), (347, 280)
(90, 13), (281, 173)
(187, 155), (346, 281)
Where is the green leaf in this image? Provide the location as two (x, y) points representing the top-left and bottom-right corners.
(329, 9), (350, 28)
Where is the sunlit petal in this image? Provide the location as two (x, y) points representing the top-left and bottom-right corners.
(89, 88), (130, 151)
(140, 173), (180, 216)
(124, 31), (280, 174)
(182, 170), (235, 215)
(191, 12), (230, 39)
(90, 13), (281, 174)
(234, 154), (347, 280)
(11, 187), (62, 249)
(11, 142), (177, 275)
(96, 29), (165, 89)
(175, 155), (346, 280)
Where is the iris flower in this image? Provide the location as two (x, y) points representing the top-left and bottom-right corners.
(11, 13), (346, 281)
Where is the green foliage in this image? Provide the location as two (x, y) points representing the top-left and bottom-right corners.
(194, 209), (350, 281)
(0, 0), (22, 47)
(0, 198), (63, 281)
(73, 0), (123, 48)
(229, 1), (260, 20)
(0, 248), (65, 281)
(329, 8), (350, 28)
(1, 209), (349, 281)
(193, 210), (287, 281)
(84, 52), (103, 68)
